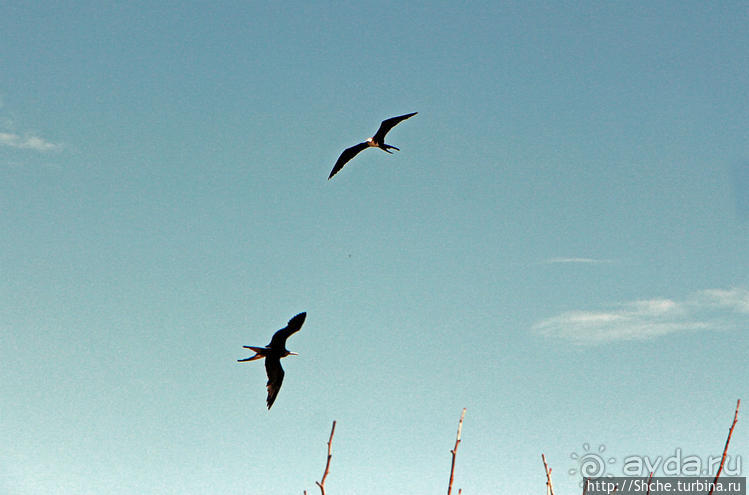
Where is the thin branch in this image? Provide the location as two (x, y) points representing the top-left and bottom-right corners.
(316, 420), (337, 495)
(645, 471), (653, 495)
(448, 408), (466, 495)
(708, 399), (740, 495)
(541, 454), (555, 495)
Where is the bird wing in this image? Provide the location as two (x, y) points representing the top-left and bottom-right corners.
(264, 354), (284, 409)
(268, 312), (307, 349)
(328, 142), (369, 179)
(372, 112), (417, 144)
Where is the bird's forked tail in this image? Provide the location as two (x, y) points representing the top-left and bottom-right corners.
(237, 346), (267, 362)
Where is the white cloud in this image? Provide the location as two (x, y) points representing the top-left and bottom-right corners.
(543, 257), (615, 264)
(699, 287), (749, 314)
(0, 131), (61, 152)
(533, 287), (749, 345)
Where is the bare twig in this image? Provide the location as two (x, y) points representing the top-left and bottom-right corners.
(448, 408), (466, 495)
(541, 454), (555, 495)
(708, 399), (740, 495)
(315, 420), (337, 495)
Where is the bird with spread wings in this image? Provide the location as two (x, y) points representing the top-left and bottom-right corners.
(237, 312), (306, 409)
(328, 112), (417, 180)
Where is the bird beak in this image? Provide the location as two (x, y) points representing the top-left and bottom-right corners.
(289, 352), (299, 356)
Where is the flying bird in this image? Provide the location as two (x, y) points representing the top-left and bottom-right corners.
(328, 112), (417, 180)
(237, 312), (306, 409)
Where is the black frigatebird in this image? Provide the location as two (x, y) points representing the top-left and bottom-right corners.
(237, 312), (306, 409)
(328, 112), (417, 180)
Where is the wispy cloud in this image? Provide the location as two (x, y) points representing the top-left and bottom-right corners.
(543, 257), (615, 265)
(0, 131), (61, 152)
(698, 287), (749, 313)
(532, 287), (749, 345)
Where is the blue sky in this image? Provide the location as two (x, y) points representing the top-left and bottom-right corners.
(1, 1), (747, 494)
